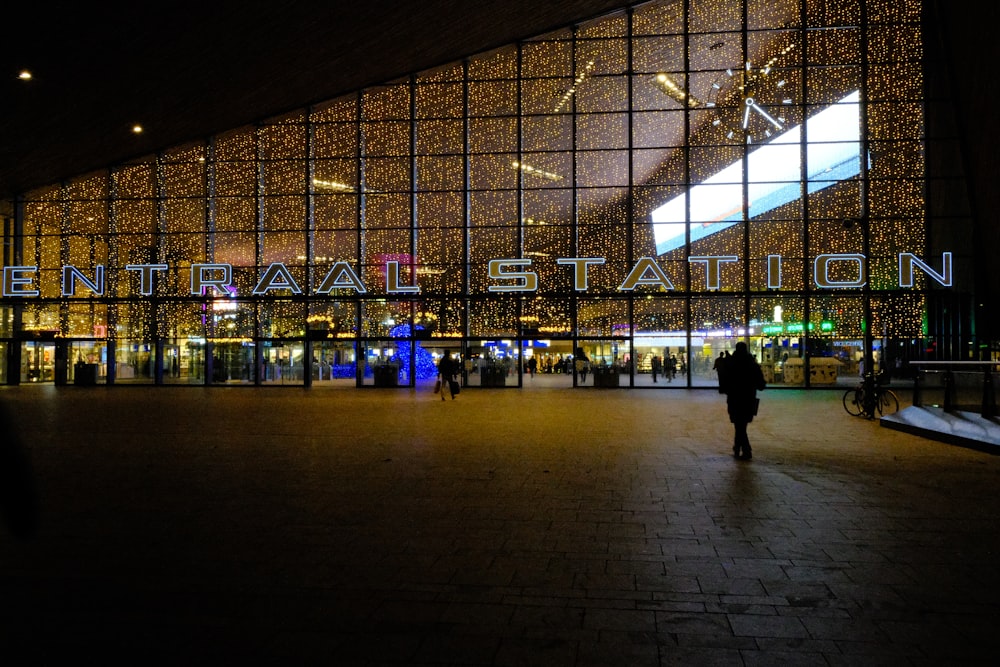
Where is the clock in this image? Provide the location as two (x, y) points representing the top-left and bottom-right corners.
(706, 47), (797, 144)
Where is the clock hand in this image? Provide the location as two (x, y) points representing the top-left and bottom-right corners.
(750, 102), (784, 130)
(742, 101), (751, 129)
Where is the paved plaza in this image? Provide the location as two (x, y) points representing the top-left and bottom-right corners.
(1, 383), (998, 665)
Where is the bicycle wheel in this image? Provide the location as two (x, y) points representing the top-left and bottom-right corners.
(876, 389), (899, 416)
(843, 388), (864, 416)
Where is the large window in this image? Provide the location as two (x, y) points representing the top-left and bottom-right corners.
(7, 0), (931, 388)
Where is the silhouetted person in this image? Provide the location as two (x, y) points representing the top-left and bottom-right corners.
(713, 351), (727, 392)
(0, 401), (38, 538)
(438, 354), (458, 400)
(721, 342), (766, 460)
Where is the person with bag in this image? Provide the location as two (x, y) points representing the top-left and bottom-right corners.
(720, 341), (766, 460)
(437, 353), (459, 401)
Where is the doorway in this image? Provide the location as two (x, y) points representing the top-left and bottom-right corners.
(21, 341), (56, 383)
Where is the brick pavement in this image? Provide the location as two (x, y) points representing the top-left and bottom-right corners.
(0, 384), (998, 665)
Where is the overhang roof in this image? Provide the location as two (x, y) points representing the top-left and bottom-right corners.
(0, 0), (627, 199)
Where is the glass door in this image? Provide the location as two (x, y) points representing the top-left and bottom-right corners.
(69, 340), (107, 385)
(360, 340), (410, 387)
(21, 341), (55, 383)
(310, 341), (358, 387)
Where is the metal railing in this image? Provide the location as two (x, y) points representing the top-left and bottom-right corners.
(910, 361), (997, 418)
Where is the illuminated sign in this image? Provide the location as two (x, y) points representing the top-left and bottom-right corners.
(1, 252), (953, 297)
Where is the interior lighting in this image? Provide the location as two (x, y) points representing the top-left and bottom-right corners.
(511, 161), (562, 182)
(651, 90), (862, 254)
(312, 178), (355, 192)
(554, 60), (596, 112)
(17, 70), (32, 81)
(654, 73), (700, 107)
(132, 125), (144, 134)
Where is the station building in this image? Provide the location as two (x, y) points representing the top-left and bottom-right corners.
(0, 0), (978, 389)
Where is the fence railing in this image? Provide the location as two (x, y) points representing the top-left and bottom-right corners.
(909, 361), (997, 418)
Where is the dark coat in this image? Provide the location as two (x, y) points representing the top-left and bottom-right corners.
(722, 352), (766, 423)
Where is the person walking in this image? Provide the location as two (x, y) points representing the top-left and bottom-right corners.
(720, 342), (765, 460)
(437, 354), (458, 400)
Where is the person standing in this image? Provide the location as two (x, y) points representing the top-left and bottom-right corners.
(651, 355), (661, 383)
(713, 351), (727, 392)
(720, 342), (766, 460)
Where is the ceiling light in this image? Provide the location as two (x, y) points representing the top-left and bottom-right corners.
(17, 70), (32, 81)
(654, 73), (700, 107)
(312, 178), (355, 192)
(554, 60), (596, 112)
(511, 161), (562, 182)
(132, 125), (144, 134)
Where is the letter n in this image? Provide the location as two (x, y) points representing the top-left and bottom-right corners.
(899, 252), (952, 288)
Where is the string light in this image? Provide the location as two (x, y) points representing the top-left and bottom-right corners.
(12, 0), (929, 361)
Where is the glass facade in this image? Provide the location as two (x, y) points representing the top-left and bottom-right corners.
(2, 0), (949, 389)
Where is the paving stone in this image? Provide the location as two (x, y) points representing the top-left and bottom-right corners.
(0, 385), (998, 664)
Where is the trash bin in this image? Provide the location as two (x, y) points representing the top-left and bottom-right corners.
(74, 363), (99, 385)
(373, 364), (399, 387)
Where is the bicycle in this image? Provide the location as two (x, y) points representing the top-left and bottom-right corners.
(843, 373), (900, 418)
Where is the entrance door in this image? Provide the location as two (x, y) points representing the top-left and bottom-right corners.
(310, 341), (357, 386)
(360, 340), (410, 387)
(21, 341), (56, 383)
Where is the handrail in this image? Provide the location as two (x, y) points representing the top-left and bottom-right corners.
(909, 361), (997, 418)
(909, 361), (998, 366)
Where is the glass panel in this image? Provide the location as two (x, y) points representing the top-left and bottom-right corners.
(751, 296), (804, 385)
(634, 296), (686, 386)
(465, 339), (516, 388)
(259, 341), (301, 385)
(69, 341), (108, 385)
(161, 338), (205, 384)
(310, 341), (358, 386)
(575, 340), (628, 387)
(360, 340), (410, 387)
(21, 342), (55, 383)
(115, 340), (155, 383)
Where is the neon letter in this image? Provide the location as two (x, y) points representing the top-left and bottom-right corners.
(253, 262), (303, 295)
(488, 259), (538, 293)
(315, 262), (367, 294)
(385, 260), (421, 294)
(2, 266), (39, 296)
(125, 264), (168, 296)
(814, 254), (865, 288)
(619, 257), (674, 291)
(61, 265), (105, 296)
(556, 257), (605, 291)
(899, 252), (952, 288)
(689, 256), (738, 291)
(190, 263), (233, 295)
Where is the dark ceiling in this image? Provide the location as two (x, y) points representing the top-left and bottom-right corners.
(1, 1), (996, 241)
(0, 0), (627, 199)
